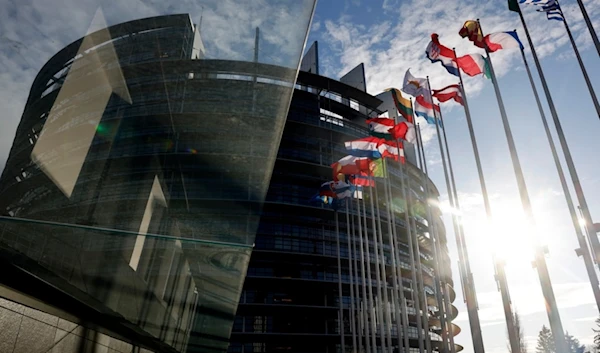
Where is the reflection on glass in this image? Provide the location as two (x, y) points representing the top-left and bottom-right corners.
(0, 1), (316, 352)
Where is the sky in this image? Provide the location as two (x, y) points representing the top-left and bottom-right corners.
(307, 0), (600, 352)
(2, 0), (600, 353)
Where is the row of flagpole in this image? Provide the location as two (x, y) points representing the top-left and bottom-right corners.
(317, 1), (600, 352)
(412, 1), (600, 352)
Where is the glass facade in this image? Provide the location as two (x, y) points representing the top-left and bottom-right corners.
(0, 2), (315, 353)
(228, 62), (461, 352)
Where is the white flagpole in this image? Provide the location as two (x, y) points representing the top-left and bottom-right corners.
(477, 19), (569, 353)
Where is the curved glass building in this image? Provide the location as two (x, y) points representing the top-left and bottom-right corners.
(0, 7), (315, 353)
(228, 46), (462, 353)
(0, 7), (458, 353)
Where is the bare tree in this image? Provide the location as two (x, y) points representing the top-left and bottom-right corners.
(508, 311), (528, 353)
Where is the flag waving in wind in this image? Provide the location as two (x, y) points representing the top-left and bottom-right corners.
(459, 20), (485, 48)
(520, 0), (565, 21)
(386, 88), (414, 123)
(426, 34), (459, 76)
(415, 96), (442, 127)
(345, 137), (384, 159)
(459, 20), (524, 52)
(433, 84), (464, 105)
(367, 117), (395, 140)
(485, 31), (524, 52)
(456, 53), (492, 78)
(389, 122), (416, 144)
(403, 69), (430, 99)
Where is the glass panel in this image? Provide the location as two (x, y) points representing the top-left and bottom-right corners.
(0, 1), (315, 352)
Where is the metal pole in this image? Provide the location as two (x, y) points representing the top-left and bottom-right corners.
(516, 24), (600, 311)
(362, 196), (379, 351)
(346, 200), (359, 351)
(452, 46), (511, 353)
(351, 194), (366, 352)
(373, 176), (395, 352)
(336, 210), (347, 353)
(385, 137), (412, 353)
(559, 1), (600, 120)
(518, 4), (600, 274)
(356, 195), (373, 353)
(368, 185), (388, 352)
(406, 100), (426, 353)
(477, 19), (569, 353)
(575, 0), (600, 58)
(380, 168), (405, 353)
(414, 123), (452, 353)
(425, 76), (486, 353)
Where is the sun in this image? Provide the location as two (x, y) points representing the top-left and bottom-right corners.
(462, 198), (538, 269)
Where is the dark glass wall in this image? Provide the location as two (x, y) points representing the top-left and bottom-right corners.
(0, 3), (315, 353)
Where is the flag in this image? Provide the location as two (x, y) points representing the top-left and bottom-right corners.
(331, 155), (371, 181)
(344, 137), (384, 159)
(459, 20), (485, 48)
(485, 31), (524, 52)
(432, 84), (464, 105)
(379, 140), (406, 163)
(319, 181), (336, 198)
(386, 88), (414, 123)
(426, 34), (459, 76)
(456, 53), (492, 79)
(402, 69), (430, 99)
(349, 172), (375, 187)
(389, 122), (416, 144)
(372, 158), (387, 178)
(536, 0), (564, 21)
(508, 0), (521, 12)
(367, 117), (395, 140)
(333, 180), (355, 199)
(310, 193), (334, 205)
(415, 96), (442, 127)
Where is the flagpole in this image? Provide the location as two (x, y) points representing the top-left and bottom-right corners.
(384, 171), (411, 353)
(477, 19), (569, 353)
(515, 19), (600, 311)
(404, 99), (426, 353)
(336, 209), (347, 353)
(557, 0), (600, 120)
(452, 46), (518, 353)
(414, 123), (453, 353)
(372, 172), (395, 352)
(361, 195), (380, 352)
(367, 184), (388, 352)
(388, 108), (413, 353)
(575, 0), (600, 58)
(345, 199), (359, 351)
(516, 4), (600, 282)
(425, 77), (486, 353)
(356, 194), (372, 353)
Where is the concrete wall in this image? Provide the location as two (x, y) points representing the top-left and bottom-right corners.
(0, 296), (156, 353)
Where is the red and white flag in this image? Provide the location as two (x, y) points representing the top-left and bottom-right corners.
(432, 84), (464, 106)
